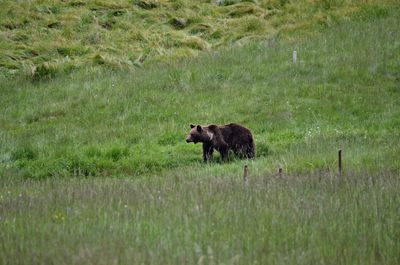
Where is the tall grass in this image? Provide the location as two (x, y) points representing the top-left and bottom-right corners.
(0, 171), (399, 264)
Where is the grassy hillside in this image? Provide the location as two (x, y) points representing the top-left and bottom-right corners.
(0, 0), (397, 79)
(1, 6), (399, 179)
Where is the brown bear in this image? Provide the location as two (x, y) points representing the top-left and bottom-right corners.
(185, 123), (255, 162)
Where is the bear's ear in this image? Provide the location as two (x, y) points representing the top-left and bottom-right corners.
(190, 124), (195, 128)
(196, 125), (202, 132)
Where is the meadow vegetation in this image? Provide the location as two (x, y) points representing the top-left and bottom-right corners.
(1, 5), (399, 178)
(0, 1), (400, 264)
(0, 0), (397, 79)
(1, 171), (399, 264)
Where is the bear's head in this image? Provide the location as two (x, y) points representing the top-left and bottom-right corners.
(186, 124), (213, 144)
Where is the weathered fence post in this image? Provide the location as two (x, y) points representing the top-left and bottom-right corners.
(293, 50), (297, 64)
(338, 149), (342, 177)
(243, 165), (248, 185)
(278, 167), (283, 177)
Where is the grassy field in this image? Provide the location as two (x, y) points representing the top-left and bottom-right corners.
(1, 172), (399, 264)
(1, 2), (400, 265)
(1, 6), (399, 179)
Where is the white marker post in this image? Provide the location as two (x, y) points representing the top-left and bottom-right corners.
(293, 50), (297, 64)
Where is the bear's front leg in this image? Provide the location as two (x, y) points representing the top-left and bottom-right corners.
(202, 143), (213, 162)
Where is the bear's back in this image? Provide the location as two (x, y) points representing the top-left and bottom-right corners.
(216, 123), (252, 144)
(225, 123), (251, 135)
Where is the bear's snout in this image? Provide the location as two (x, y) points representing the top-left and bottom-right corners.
(186, 139), (190, 143)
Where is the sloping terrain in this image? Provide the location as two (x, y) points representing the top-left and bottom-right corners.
(1, 7), (399, 178)
(0, 0), (397, 79)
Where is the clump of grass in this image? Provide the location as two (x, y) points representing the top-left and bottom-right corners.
(105, 146), (129, 162)
(182, 36), (210, 50)
(134, 0), (159, 10)
(57, 46), (90, 57)
(31, 62), (58, 80)
(11, 144), (38, 161)
(226, 2), (266, 17)
(188, 23), (212, 35)
(92, 53), (130, 69)
(170, 17), (188, 29)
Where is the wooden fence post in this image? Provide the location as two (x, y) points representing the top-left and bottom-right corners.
(243, 165), (248, 185)
(338, 149), (342, 177)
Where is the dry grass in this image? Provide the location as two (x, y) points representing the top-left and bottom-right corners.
(0, 0), (398, 79)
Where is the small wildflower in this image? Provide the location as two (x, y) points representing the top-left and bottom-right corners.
(53, 212), (66, 222)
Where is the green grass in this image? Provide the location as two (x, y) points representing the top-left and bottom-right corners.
(1, 4), (400, 265)
(1, 7), (399, 178)
(1, 171), (399, 264)
(0, 0), (398, 79)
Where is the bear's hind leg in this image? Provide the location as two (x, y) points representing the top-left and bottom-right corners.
(246, 144), (255, 159)
(219, 146), (229, 162)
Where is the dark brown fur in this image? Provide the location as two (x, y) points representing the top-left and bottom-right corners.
(185, 123), (255, 162)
